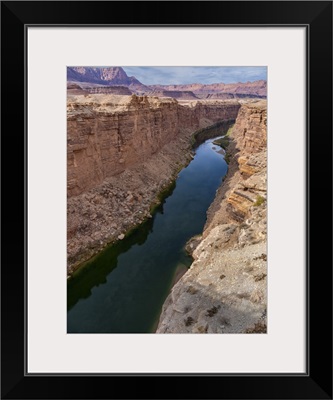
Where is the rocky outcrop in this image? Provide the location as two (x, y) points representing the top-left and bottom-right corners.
(67, 95), (241, 272)
(157, 100), (267, 334)
(234, 102), (267, 153)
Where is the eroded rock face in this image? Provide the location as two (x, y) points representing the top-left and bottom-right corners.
(67, 95), (241, 271)
(67, 95), (240, 197)
(156, 100), (267, 334)
(226, 102), (267, 221)
(234, 101), (267, 153)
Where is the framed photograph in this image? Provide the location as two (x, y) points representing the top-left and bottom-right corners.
(1, 1), (332, 399)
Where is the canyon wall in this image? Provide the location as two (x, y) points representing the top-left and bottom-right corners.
(67, 95), (240, 197)
(157, 100), (267, 333)
(67, 95), (240, 272)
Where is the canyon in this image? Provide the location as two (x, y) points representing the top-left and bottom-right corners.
(67, 94), (240, 271)
(157, 100), (267, 333)
(67, 73), (267, 333)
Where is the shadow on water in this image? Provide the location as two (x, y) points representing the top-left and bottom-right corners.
(67, 134), (229, 333)
(67, 182), (177, 311)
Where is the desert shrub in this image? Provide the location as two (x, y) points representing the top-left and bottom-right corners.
(253, 195), (265, 207)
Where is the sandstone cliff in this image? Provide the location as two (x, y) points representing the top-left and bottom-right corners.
(157, 100), (267, 333)
(67, 95), (240, 272)
(67, 95), (240, 197)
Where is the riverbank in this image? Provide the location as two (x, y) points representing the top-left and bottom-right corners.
(157, 100), (267, 333)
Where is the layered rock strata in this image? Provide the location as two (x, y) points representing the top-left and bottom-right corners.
(67, 95), (240, 272)
(67, 95), (240, 197)
(85, 86), (132, 95)
(147, 90), (199, 100)
(151, 80), (267, 98)
(157, 100), (267, 334)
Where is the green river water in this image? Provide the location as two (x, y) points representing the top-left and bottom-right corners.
(67, 136), (228, 333)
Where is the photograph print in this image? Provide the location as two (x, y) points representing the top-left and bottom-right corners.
(66, 66), (267, 334)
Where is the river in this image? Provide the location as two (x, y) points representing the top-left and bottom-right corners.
(67, 136), (228, 333)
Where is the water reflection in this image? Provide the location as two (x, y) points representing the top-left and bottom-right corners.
(67, 136), (228, 333)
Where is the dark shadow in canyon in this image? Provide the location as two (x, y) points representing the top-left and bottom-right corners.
(192, 119), (235, 148)
(67, 182), (177, 311)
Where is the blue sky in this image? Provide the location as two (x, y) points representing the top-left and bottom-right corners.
(123, 66), (267, 85)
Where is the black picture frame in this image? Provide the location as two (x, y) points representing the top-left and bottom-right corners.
(1, 1), (332, 399)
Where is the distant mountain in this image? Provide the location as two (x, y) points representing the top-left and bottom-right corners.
(67, 67), (267, 98)
(67, 67), (149, 92)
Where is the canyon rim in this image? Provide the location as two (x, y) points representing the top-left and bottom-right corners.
(67, 66), (267, 334)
